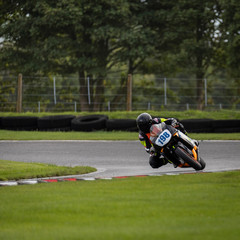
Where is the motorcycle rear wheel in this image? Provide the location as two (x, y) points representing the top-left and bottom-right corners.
(175, 146), (203, 171)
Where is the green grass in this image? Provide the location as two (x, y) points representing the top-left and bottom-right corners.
(0, 159), (96, 181)
(0, 171), (239, 240)
(0, 129), (239, 140)
(1, 109), (240, 119)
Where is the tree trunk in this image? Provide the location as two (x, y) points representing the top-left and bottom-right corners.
(196, 52), (205, 110)
(93, 39), (108, 111)
(111, 75), (127, 110)
(93, 76), (104, 111)
(196, 76), (204, 110)
(78, 70), (89, 111)
(196, 15), (205, 111)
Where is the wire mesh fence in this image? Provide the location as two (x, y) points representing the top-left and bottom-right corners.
(0, 74), (239, 112)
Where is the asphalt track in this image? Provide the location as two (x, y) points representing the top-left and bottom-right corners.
(0, 140), (240, 179)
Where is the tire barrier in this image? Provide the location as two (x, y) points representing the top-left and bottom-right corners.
(181, 119), (214, 133)
(180, 119), (240, 133)
(0, 115), (239, 133)
(71, 115), (108, 131)
(106, 119), (138, 132)
(38, 115), (76, 131)
(1, 116), (38, 130)
(212, 120), (240, 133)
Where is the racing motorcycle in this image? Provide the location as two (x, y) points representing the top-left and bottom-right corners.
(149, 122), (206, 171)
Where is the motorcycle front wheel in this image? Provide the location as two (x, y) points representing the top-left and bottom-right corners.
(174, 146), (204, 171)
(198, 157), (206, 170)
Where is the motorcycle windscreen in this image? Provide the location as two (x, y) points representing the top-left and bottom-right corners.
(150, 123), (172, 147)
(150, 123), (164, 138)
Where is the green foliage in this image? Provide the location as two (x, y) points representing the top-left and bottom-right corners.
(219, 0), (240, 77)
(0, 109), (240, 119)
(0, 74), (16, 111)
(0, 0), (240, 110)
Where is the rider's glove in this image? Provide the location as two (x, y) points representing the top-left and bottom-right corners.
(167, 118), (178, 127)
(168, 118), (188, 134)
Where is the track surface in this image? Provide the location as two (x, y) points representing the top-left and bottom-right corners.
(0, 140), (240, 178)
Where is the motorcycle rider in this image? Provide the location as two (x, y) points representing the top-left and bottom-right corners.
(136, 112), (190, 169)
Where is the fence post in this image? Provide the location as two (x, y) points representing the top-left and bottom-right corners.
(87, 76), (91, 105)
(74, 101), (77, 112)
(38, 101), (41, 113)
(53, 76), (57, 104)
(16, 73), (23, 113)
(204, 78), (207, 107)
(164, 77), (167, 105)
(148, 102), (151, 110)
(127, 74), (132, 111)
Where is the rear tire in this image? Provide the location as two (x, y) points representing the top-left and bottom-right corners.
(175, 146), (203, 171)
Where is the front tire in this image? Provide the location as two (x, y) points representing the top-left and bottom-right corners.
(175, 146), (203, 171)
(199, 157), (206, 170)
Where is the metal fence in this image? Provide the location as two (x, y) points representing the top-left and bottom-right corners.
(0, 74), (239, 112)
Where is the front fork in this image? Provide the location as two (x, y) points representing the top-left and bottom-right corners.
(173, 131), (199, 161)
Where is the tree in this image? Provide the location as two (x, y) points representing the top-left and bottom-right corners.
(136, 0), (220, 110)
(80, 0), (130, 111)
(219, 0), (240, 104)
(114, 0), (156, 75)
(174, 0), (221, 109)
(1, 0), (238, 111)
(134, 0), (185, 77)
(0, 0), (131, 111)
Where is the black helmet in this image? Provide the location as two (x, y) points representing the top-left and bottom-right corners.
(136, 113), (152, 133)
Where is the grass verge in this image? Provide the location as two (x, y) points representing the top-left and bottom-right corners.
(0, 130), (239, 140)
(0, 109), (240, 119)
(0, 159), (96, 181)
(0, 171), (239, 240)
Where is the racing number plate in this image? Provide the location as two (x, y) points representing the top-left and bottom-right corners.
(155, 129), (172, 147)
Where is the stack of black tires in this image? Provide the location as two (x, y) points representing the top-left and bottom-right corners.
(0, 115), (239, 133)
(0, 115), (137, 132)
(181, 119), (240, 133)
